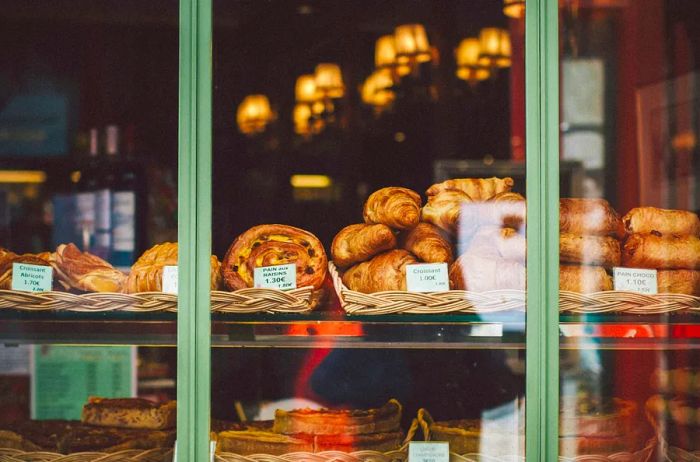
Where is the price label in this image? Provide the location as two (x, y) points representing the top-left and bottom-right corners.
(254, 264), (297, 290)
(162, 266), (178, 294)
(406, 263), (449, 292)
(408, 442), (449, 462)
(11, 263), (52, 292)
(613, 267), (658, 294)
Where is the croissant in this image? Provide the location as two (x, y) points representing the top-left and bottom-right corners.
(331, 224), (396, 268)
(426, 177), (514, 201)
(560, 198), (624, 238)
(657, 270), (700, 295)
(222, 224), (327, 291)
(127, 242), (222, 293)
(363, 187), (421, 230)
(559, 264), (612, 293)
(341, 250), (417, 293)
(421, 190), (472, 234)
(490, 191), (526, 229)
(467, 226), (526, 263)
(52, 243), (126, 292)
(401, 223), (453, 264)
(448, 253), (526, 291)
(0, 253), (53, 290)
(559, 233), (621, 268)
(622, 233), (700, 270)
(623, 207), (700, 237)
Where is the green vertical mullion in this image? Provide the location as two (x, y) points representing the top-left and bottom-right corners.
(177, 0), (212, 461)
(525, 0), (560, 461)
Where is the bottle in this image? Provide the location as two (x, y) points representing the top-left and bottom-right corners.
(74, 128), (100, 251)
(93, 126), (117, 261)
(109, 124), (139, 270)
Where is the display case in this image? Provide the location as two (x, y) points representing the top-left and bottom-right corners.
(2, 0), (699, 461)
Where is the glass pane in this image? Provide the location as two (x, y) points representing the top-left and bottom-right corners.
(0, 1), (179, 456)
(212, 0), (526, 459)
(559, 1), (700, 459)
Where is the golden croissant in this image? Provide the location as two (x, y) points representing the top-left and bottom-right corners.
(426, 177), (514, 201)
(342, 250), (417, 293)
(421, 190), (472, 234)
(331, 223), (397, 268)
(401, 223), (453, 264)
(363, 187), (421, 230)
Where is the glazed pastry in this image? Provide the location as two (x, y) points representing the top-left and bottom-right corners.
(401, 223), (453, 264)
(222, 224), (327, 290)
(623, 206), (700, 236)
(0, 253), (52, 290)
(426, 177), (514, 201)
(331, 223), (396, 268)
(559, 233), (621, 268)
(560, 198), (624, 238)
(52, 243), (126, 292)
(622, 233), (700, 269)
(421, 190), (472, 234)
(126, 242), (222, 293)
(341, 250), (417, 293)
(449, 253), (526, 291)
(656, 270), (700, 295)
(559, 264), (612, 293)
(467, 226), (526, 263)
(363, 187), (421, 230)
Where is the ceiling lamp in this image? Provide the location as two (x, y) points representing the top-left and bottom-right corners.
(314, 63), (345, 99)
(295, 74), (318, 103)
(503, 0), (525, 19)
(455, 38), (490, 83)
(361, 69), (395, 111)
(293, 103), (312, 136)
(375, 35), (411, 77)
(394, 24), (432, 64)
(236, 94), (273, 135)
(478, 28), (512, 69)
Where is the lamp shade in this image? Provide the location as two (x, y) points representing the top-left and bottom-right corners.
(295, 74), (318, 103)
(375, 35), (397, 68)
(503, 0), (525, 19)
(394, 24), (431, 63)
(314, 63), (345, 98)
(362, 69), (395, 107)
(236, 94), (272, 134)
(455, 38), (490, 81)
(478, 28), (512, 68)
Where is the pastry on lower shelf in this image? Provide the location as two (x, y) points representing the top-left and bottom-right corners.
(314, 431), (405, 452)
(401, 222), (453, 264)
(273, 399), (402, 436)
(215, 420), (313, 455)
(559, 233), (621, 268)
(426, 177), (514, 201)
(0, 253), (53, 290)
(52, 243), (126, 292)
(0, 430), (42, 451)
(657, 270), (700, 295)
(58, 426), (175, 453)
(81, 397), (176, 430)
(421, 190), (472, 234)
(560, 198), (624, 239)
(331, 223), (397, 268)
(0, 420), (80, 451)
(449, 253), (526, 291)
(341, 250), (417, 293)
(221, 224), (327, 291)
(363, 187), (422, 230)
(126, 242), (221, 293)
(622, 233), (700, 269)
(559, 264), (612, 293)
(623, 206), (700, 237)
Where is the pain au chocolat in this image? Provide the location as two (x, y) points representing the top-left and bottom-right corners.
(559, 233), (621, 268)
(560, 198), (624, 239)
(222, 224), (327, 291)
(623, 206), (700, 237)
(52, 243), (126, 292)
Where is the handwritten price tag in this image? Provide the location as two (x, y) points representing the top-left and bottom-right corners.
(613, 267), (658, 294)
(11, 263), (52, 292)
(162, 266), (178, 294)
(408, 442), (449, 462)
(406, 263), (449, 292)
(254, 264), (297, 290)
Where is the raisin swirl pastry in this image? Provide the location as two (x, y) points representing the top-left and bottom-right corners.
(222, 224), (328, 291)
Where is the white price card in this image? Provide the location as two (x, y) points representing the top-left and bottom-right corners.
(254, 264), (297, 290)
(613, 267), (658, 294)
(408, 442), (449, 462)
(406, 263), (449, 292)
(162, 266), (178, 294)
(11, 263), (52, 292)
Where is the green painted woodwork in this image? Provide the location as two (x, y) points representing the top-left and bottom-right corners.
(525, 0), (560, 461)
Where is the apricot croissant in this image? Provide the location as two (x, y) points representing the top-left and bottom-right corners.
(331, 223), (397, 268)
(52, 243), (126, 292)
(623, 207), (700, 237)
(363, 187), (422, 230)
(401, 223), (453, 264)
(421, 190), (472, 234)
(0, 253), (52, 290)
(342, 250), (417, 293)
(426, 177), (514, 201)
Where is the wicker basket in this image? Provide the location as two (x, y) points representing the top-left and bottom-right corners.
(558, 291), (700, 315)
(0, 287), (317, 314)
(0, 447), (173, 462)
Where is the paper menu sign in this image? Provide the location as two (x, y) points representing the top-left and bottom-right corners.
(254, 264), (297, 290)
(11, 263), (52, 292)
(162, 266), (178, 294)
(408, 442), (449, 462)
(613, 267), (658, 294)
(405, 263), (449, 292)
